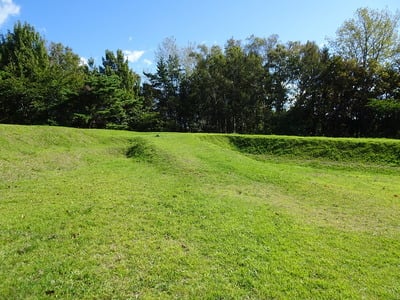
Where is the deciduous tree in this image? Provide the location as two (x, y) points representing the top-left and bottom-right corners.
(330, 7), (400, 68)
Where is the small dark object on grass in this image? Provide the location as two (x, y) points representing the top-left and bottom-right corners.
(45, 290), (55, 295)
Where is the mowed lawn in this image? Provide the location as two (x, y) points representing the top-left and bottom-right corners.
(0, 125), (399, 299)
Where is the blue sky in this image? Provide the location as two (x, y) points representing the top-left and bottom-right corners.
(1, 0), (400, 75)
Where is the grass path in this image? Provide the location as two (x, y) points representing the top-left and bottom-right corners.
(1, 125), (399, 299)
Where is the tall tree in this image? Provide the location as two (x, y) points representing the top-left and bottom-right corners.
(100, 49), (140, 95)
(330, 7), (400, 68)
(144, 55), (182, 130)
(0, 21), (49, 124)
(328, 7), (400, 136)
(290, 42), (329, 135)
(266, 41), (301, 114)
(44, 42), (85, 125)
(73, 50), (142, 129)
(189, 44), (229, 132)
(144, 37), (188, 130)
(224, 38), (266, 133)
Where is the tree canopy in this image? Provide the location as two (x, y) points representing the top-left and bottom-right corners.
(1, 7), (400, 138)
(330, 7), (400, 68)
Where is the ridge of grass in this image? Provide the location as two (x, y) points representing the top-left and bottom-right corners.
(1, 125), (400, 299)
(227, 134), (400, 165)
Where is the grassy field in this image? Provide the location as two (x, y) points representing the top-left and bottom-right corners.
(1, 124), (400, 299)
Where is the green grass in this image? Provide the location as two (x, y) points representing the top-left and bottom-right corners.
(228, 134), (400, 165)
(1, 124), (400, 299)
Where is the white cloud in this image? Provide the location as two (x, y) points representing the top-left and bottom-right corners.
(0, 0), (20, 27)
(143, 59), (152, 66)
(123, 50), (145, 63)
(80, 57), (88, 66)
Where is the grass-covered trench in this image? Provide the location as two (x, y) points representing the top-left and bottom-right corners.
(1, 125), (400, 299)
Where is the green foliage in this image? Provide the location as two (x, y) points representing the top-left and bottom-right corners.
(0, 23), (142, 129)
(0, 21), (48, 77)
(330, 7), (400, 68)
(144, 45), (184, 131)
(1, 10), (400, 137)
(368, 98), (400, 113)
(142, 27), (399, 137)
(68, 49), (143, 129)
(228, 135), (400, 165)
(367, 99), (400, 137)
(100, 49), (141, 95)
(126, 137), (156, 160)
(0, 22), (49, 124)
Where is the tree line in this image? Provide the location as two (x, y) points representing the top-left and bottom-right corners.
(1, 7), (399, 137)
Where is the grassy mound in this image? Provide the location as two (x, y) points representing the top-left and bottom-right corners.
(1, 125), (400, 299)
(126, 137), (157, 160)
(228, 135), (400, 165)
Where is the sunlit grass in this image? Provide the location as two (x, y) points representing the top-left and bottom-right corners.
(1, 125), (399, 299)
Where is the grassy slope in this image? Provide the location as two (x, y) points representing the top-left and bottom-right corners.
(228, 134), (400, 165)
(1, 125), (400, 299)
